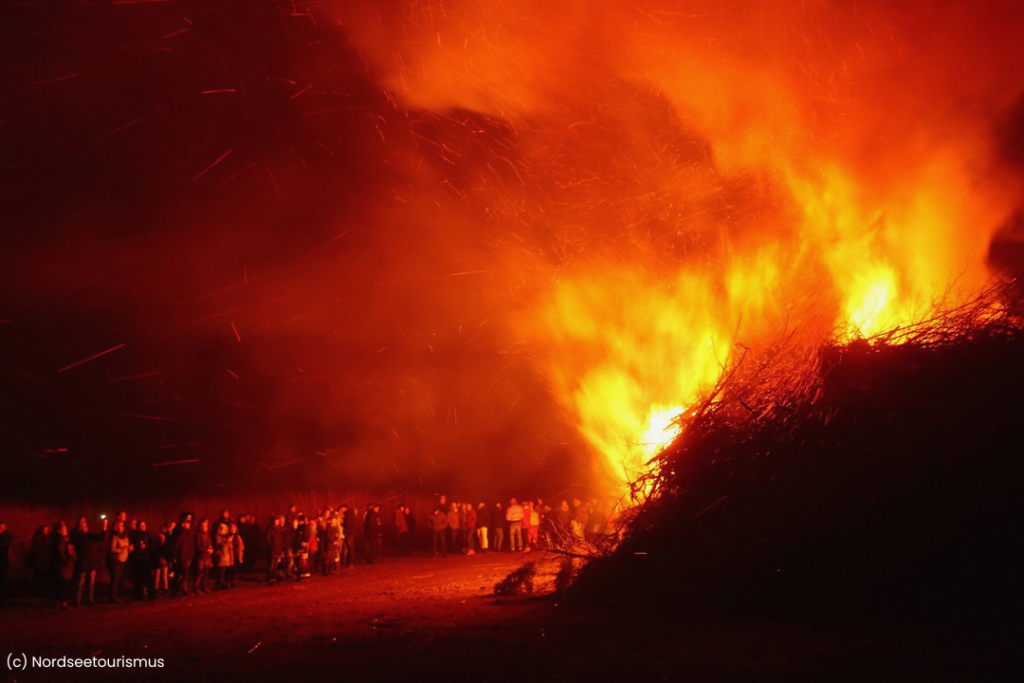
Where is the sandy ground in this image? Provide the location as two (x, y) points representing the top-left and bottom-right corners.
(0, 552), (1014, 682)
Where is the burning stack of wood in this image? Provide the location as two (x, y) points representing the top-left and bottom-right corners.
(569, 283), (1024, 620)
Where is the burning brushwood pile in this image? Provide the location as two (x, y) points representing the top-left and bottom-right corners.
(564, 283), (1024, 617)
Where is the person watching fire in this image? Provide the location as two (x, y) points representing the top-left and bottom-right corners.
(475, 503), (490, 553)
(506, 499), (524, 552)
(428, 506), (448, 557)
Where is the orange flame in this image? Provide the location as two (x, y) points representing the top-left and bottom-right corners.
(332, 0), (1024, 495)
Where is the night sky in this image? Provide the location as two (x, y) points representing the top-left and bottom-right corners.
(0, 1), (583, 502)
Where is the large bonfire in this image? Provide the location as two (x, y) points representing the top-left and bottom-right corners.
(566, 288), (1024, 617)
(332, 0), (1024, 497)
(328, 0), (1024, 611)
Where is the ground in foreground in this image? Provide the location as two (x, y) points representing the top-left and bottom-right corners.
(0, 552), (1014, 682)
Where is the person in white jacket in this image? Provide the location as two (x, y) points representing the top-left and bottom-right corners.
(505, 499), (524, 552)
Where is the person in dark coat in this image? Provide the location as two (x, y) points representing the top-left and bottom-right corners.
(166, 515), (183, 554)
(553, 500), (571, 531)
(107, 521), (131, 603)
(291, 516), (307, 580)
(492, 503), (505, 552)
(314, 512), (327, 575)
(0, 521), (12, 605)
(476, 503), (491, 552)
(70, 516), (107, 607)
(27, 524), (52, 595)
(229, 523), (245, 587)
(405, 506), (418, 553)
(241, 515), (260, 572)
(50, 521), (75, 609)
(130, 521), (154, 600)
(194, 519), (214, 593)
(428, 507), (448, 557)
(465, 503), (478, 554)
(363, 505), (382, 564)
(153, 521), (175, 598)
(446, 503), (461, 554)
(104, 512), (127, 593)
(281, 517), (299, 579)
(295, 519), (312, 580)
(404, 506), (417, 534)
(172, 518), (195, 597)
(251, 514), (263, 570)
(265, 515), (285, 584)
(340, 505), (355, 567)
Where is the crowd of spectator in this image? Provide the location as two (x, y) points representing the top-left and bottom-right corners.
(0, 495), (613, 608)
